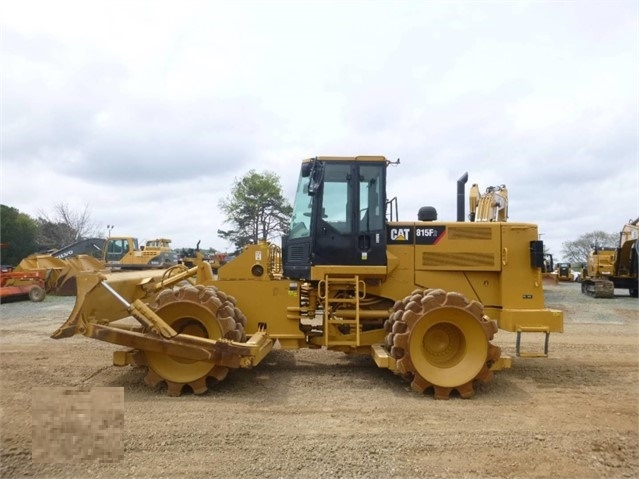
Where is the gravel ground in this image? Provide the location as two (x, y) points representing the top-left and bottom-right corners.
(0, 282), (637, 479)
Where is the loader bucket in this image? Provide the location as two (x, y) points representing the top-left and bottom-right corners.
(53, 274), (78, 297)
(15, 255), (68, 293)
(16, 254), (107, 296)
(53, 255), (107, 296)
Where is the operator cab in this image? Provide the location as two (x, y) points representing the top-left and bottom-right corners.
(104, 237), (138, 263)
(282, 156), (388, 280)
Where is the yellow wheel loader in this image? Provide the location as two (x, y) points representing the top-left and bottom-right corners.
(52, 156), (563, 399)
(555, 262), (573, 282)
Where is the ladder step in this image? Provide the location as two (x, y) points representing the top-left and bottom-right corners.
(325, 278), (358, 284)
(323, 274), (360, 348)
(515, 327), (550, 358)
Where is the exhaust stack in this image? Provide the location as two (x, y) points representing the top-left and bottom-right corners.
(457, 172), (468, 222)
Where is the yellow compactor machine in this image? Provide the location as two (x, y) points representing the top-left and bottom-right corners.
(52, 156), (563, 399)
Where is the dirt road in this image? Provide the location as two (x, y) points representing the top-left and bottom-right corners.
(1, 282), (637, 478)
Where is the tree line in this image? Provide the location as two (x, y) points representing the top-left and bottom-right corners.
(0, 203), (100, 266)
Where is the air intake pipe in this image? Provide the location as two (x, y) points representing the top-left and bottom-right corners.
(457, 172), (468, 222)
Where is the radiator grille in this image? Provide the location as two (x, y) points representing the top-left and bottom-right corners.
(448, 226), (493, 240)
(287, 244), (307, 262)
(422, 252), (495, 267)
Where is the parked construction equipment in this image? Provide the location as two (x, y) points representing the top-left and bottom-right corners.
(0, 270), (46, 303)
(555, 262), (573, 282)
(13, 236), (178, 295)
(48, 237), (106, 260)
(104, 237), (178, 269)
(52, 156), (563, 399)
(14, 254), (105, 295)
(541, 254), (558, 284)
(468, 183), (508, 222)
(581, 218), (639, 298)
(178, 242), (228, 272)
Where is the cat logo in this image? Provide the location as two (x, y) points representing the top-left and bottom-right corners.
(389, 228), (411, 242)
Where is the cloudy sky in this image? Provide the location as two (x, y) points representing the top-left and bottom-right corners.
(2, 0), (637, 259)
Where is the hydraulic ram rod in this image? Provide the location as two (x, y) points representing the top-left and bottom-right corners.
(100, 280), (178, 339)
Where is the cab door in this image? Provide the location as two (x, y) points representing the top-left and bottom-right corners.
(312, 162), (386, 267)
